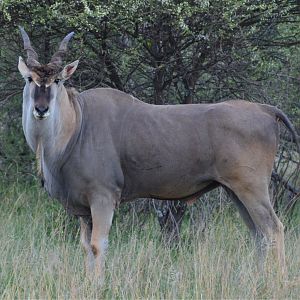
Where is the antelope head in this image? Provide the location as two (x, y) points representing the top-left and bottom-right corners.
(18, 27), (79, 120)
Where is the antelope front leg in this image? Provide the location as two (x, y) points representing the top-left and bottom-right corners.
(89, 200), (115, 284)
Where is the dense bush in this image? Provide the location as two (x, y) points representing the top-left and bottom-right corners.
(0, 0), (299, 224)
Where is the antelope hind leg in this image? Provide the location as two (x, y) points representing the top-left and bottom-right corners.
(230, 182), (287, 278)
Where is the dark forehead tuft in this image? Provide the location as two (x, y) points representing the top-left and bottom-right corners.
(31, 65), (60, 81)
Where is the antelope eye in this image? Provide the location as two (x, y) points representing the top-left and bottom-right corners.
(28, 77), (33, 82)
(54, 79), (60, 84)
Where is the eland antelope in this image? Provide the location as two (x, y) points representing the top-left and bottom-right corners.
(18, 27), (299, 283)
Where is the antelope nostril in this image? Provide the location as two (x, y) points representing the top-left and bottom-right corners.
(35, 106), (49, 115)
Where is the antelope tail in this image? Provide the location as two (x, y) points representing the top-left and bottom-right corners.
(261, 104), (300, 154)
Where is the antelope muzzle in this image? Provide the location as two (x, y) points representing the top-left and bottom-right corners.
(33, 85), (51, 120)
(33, 105), (50, 120)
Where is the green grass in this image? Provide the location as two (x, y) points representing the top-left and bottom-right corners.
(0, 183), (299, 299)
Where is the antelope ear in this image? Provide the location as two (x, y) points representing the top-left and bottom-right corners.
(61, 60), (79, 80)
(18, 56), (30, 78)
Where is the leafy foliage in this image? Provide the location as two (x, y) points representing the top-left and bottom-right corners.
(0, 1), (299, 218)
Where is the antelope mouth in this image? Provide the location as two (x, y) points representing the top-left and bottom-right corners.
(33, 109), (50, 120)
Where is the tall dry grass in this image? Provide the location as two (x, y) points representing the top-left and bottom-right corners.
(1, 183), (299, 299)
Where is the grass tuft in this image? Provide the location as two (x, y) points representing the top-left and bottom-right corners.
(1, 183), (299, 298)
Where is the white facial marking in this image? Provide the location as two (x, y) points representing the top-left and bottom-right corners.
(33, 109), (50, 120)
